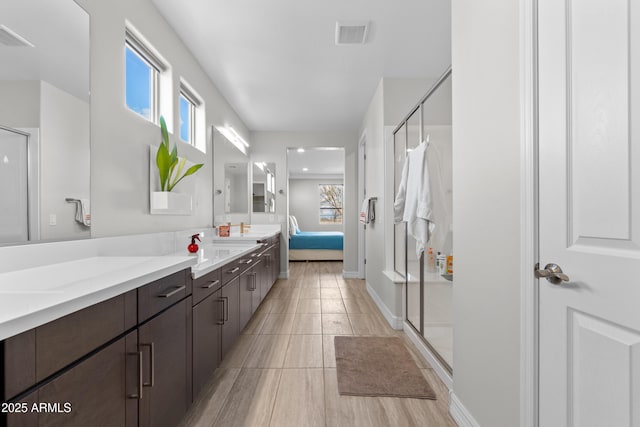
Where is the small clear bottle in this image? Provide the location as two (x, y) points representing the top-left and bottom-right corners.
(427, 247), (436, 272)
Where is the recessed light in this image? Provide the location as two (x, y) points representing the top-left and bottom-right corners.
(302, 168), (309, 172)
(297, 148), (305, 153)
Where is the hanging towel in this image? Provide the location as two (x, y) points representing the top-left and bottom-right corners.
(74, 199), (90, 227)
(393, 141), (434, 257)
(359, 198), (370, 224)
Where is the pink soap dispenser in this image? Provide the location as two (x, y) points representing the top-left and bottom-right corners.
(188, 234), (200, 253)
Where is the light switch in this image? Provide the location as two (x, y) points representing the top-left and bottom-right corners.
(49, 214), (56, 226)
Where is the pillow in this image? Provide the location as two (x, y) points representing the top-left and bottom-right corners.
(288, 216), (298, 235)
(290, 215), (299, 230)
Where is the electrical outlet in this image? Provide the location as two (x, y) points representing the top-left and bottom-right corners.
(49, 214), (56, 226)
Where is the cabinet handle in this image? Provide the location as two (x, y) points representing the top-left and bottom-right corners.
(253, 272), (258, 291)
(226, 267), (240, 274)
(127, 351), (143, 400)
(140, 343), (155, 387)
(223, 297), (229, 322)
(240, 259), (253, 265)
(265, 254), (271, 268)
(157, 285), (186, 298)
(216, 299), (225, 325)
(202, 279), (220, 289)
(249, 273), (255, 291)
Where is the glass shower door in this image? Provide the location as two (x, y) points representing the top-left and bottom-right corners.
(0, 126), (29, 243)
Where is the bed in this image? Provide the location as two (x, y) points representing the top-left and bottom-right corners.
(288, 216), (343, 261)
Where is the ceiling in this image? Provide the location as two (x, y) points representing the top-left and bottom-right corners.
(287, 148), (344, 178)
(152, 0), (451, 132)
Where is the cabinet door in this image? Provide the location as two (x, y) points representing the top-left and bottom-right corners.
(192, 290), (222, 399)
(5, 331), (138, 427)
(260, 254), (270, 301)
(220, 277), (240, 358)
(238, 268), (254, 332)
(251, 260), (263, 314)
(138, 300), (188, 427)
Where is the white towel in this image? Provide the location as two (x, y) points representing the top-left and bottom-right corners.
(78, 199), (91, 227)
(359, 198), (370, 224)
(393, 142), (434, 257)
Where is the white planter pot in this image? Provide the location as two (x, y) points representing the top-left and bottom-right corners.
(150, 191), (193, 215)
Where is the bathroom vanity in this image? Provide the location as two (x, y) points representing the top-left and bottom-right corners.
(0, 229), (281, 427)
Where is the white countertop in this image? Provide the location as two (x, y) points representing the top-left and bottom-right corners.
(186, 243), (262, 279)
(210, 226), (280, 242)
(0, 255), (195, 341)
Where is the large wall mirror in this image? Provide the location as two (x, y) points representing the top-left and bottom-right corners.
(0, 0), (90, 245)
(213, 128), (249, 218)
(252, 162), (276, 213)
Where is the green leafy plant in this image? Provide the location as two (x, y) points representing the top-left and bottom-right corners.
(156, 116), (204, 191)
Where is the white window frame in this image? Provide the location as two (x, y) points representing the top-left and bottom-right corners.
(125, 27), (168, 124)
(179, 79), (205, 151)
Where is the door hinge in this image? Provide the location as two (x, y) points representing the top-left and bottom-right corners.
(364, 258), (367, 265)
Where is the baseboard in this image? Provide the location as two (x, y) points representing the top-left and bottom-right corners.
(279, 270), (289, 279)
(342, 270), (359, 279)
(449, 391), (481, 427)
(403, 321), (452, 390)
(365, 282), (403, 330)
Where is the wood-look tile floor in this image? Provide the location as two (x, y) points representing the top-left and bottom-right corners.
(181, 262), (456, 427)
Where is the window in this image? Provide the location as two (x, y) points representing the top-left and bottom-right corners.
(319, 184), (343, 224)
(125, 28), (166, 123)
(179, 80), (205, 150)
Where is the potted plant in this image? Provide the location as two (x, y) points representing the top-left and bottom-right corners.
(151, 116), (204, 214)
(156, 116), (203, 191)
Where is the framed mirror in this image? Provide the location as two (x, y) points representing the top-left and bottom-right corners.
(213, 128), (249, 218)
(0, 0), (90, 245)
(252, 162), (276, 213)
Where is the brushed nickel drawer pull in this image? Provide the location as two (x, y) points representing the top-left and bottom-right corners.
(216, 299), (225, 325)
(202, 279), (220, 289)
(240, 259), (253, 264)
(127, 351), (143, 399)
(157, 285), (186, 298)
(227, 267), (240, 274)
(140, 343), (155, 387)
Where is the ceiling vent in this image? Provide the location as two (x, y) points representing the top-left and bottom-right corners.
(0, 25), (34, 47)
(335, 21), (369, 45)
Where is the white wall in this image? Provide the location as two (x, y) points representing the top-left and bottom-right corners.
(249, 131), (358, 275)
(451, 0), (521, 425)
(0, 81), (40, 128)
(76, 0), (250, 238)
(289, 178), (344, 232)
(39, 81), (90, 240)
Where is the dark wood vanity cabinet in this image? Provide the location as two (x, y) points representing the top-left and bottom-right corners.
(137, 299), (190, 427)
(5, 331), (138, 427)
(239, 261), (260, 329)
(2, 269), (190, 427)
(192, 287), (222, 398)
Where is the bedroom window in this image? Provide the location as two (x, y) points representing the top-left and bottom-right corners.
(319, 184), (343, 224)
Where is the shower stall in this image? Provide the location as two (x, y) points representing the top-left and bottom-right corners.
(393, 68), (453, 372)
(0, 125), (39, 244)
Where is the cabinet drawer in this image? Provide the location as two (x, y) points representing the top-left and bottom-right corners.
(35, 291), (136, 383)
(221, 260), (242, 285)
(192, 268), (221, 306)
(138, 269), (189, 323)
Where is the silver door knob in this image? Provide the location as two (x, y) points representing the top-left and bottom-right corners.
(534, 263), (570, 285)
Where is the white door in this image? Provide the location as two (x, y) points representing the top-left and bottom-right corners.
(538, 1), (640, 426)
